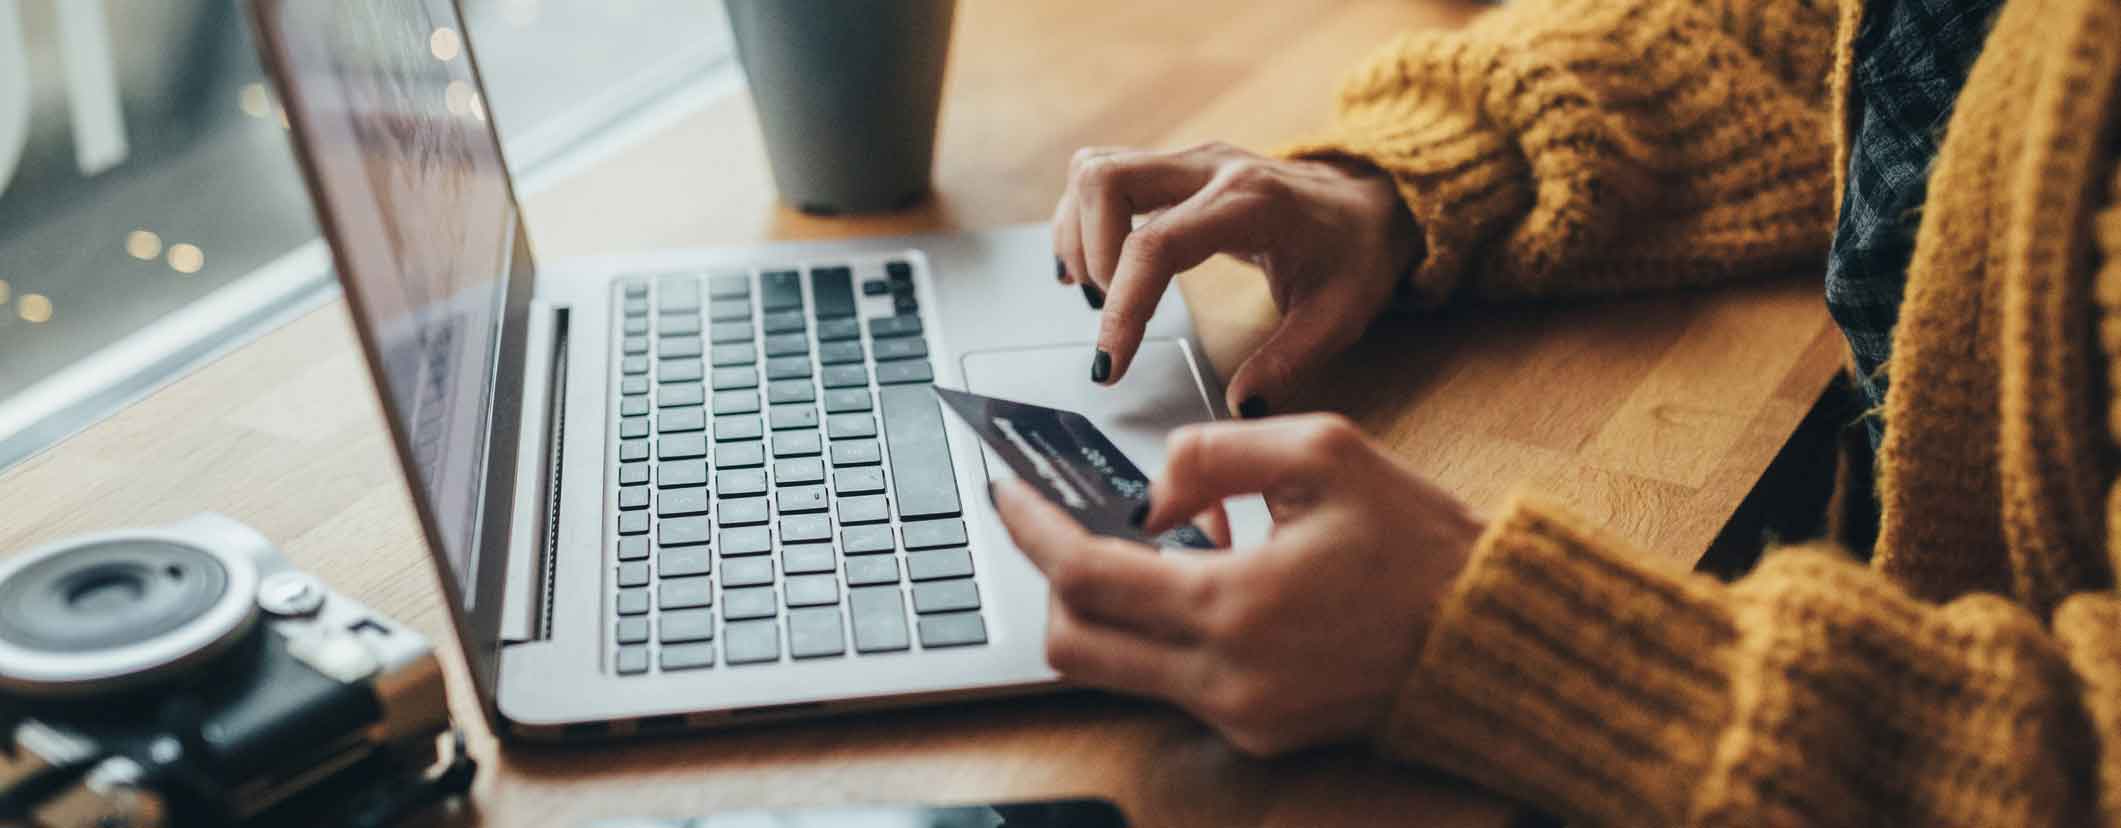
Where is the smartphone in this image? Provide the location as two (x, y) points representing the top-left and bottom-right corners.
(588, 797), (1130, 828)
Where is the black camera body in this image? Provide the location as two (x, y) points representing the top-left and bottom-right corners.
(0, 515), (460, 827)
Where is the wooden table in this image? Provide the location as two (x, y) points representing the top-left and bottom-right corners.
(0, 1), (1844, 825)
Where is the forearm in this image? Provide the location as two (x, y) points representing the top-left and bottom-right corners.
(1287, 0), (1838, 307)
(1388, 495), (2118, 826)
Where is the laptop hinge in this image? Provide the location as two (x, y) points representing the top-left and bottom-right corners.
(500, 303), (567, 644)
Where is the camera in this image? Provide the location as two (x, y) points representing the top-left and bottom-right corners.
(0, 514), (471, 827)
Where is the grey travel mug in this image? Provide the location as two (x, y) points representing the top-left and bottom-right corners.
(725, 0), (957, 215)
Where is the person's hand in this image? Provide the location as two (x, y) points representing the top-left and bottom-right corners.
(990, 414), (1484, 756)
(1051, 142), (1419, 417)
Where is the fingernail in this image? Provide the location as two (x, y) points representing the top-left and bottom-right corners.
(1081, 282), (1105, 310)
(1129, 501), (1149, 529)
(1091, 350), (1112, 383)
(1055, 256), (1069, 283)
(1238, 396), (1268, 419)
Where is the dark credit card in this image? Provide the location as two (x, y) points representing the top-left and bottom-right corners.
(935, 386), (1215, 549)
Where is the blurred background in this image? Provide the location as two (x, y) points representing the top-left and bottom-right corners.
(0, 0), (735, 468)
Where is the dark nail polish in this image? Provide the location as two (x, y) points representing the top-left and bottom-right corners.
(1091, 350), (1112, 383)
(1081, 282), (1105, 310)
(1129, 501), (1150, 529)
(1238, 396), (1268, 419)
(1055, 256), (1069, 282)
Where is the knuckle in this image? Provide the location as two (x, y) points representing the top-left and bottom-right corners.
(1220, 159), (1282, 196)
(1044, 628), (1087, 673)
(1048, 559), (1096, 604)
(1296, 413), (1362, 457)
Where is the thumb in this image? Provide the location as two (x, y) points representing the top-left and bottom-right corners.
(1222, 298), (1362, 419)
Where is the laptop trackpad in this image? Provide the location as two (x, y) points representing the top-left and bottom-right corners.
(960, 338), (1270, 545)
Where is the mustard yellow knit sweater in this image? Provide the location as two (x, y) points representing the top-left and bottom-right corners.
(1289, 0), (2121, 823)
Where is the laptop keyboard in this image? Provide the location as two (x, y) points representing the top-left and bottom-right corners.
(609, 259), (988, 675)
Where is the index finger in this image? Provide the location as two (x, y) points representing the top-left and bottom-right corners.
(1093, 182), (1259, 386)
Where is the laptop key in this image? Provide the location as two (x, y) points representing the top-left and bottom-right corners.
(717, 442), (766, 469)
(822, 364), (869, 389)
(660, 315), (701, 336)
(658, 384), (703, 408)
(621, 397), (649, 417)
(617, 588), (650, 615)
(713, 416), (763, 441)
(764, 332), (810, 357)
(622, 355), (649, 375)
(868, 315), (922, 338)
(710, 343), (756, 366)
(659, 461), (707, 488)
(810, 266), (856, 319)
(662, 643), (716, 671)
(659, 337), (703, 359)
(873, 336), (928, 362)
(723, 586), (777, 619)
(623, 280), (649, 298)
(620, 462), (649, 486)
(723, 619), (780, 664)
(782, 543), (836, 574)
(824, 389), (872, 413)
(660, 547), (713, 578)
(765, 355), (811, 380)
(777, 485), (829, 514)
(660, 516), (711, 547)
(624, 316), (649, 335)
(712, 389), (760, 415)
(827, 413), (876, 439)
(780, 514), (832, 543)
(623, 335), (649, 354)
(762, 309), (807, 334)
(902, 519), (968, 550)
(907, 548), (974, 581)
(918, 612), (987, 648)
(617, 536), (650, 561)
(719, 497), (770, 526)
(816, 318), (861, 342)
(709, 321), (753, 344)
(849, 586), (911, 652)
(833, 467), (886, 495)
(619, 417), (649, 440)
(660, 408), (705, 433)
(879, 386), (960, 518)
(658, 486), (709, 517)
(770, 404), (820, 430)
(722, 556), (774, 588)
(617, 616), (649, 644)
(660, 608), (716, 643)
(842, 525), (895, 555)
(913, 578), (980, 613)
(708, 273), (749, 298)
(618, 561), (650, 587)
(817, 340), (864, 365)
(659, 433), (707, 461)
(767, 379), (816, 404)
(761, 269), (803, 311)
(788, 607), (846, 658)
(876, 360), (933, 385)
(886, 260), (913, 281)
(845, 555), (899, 586)
(616, 645), (650, 675)
(660, 359), (704, 383)
(775, 457), (826, 485)
(773, 431), (823, 457)
(660, 576), (714, 609)
(831, 440), (881, 467)
(711, 366), (758, 390)
(619, 486), (649, 510)
(719, 525), (772, 556)
(837, 494), (891, 525)
(862, 279), (889, 296)
(708, 301), (751, 322)
(785, 574), (840, 607)
(621, 376), (650, 396)
(619, 512), (649, 536)
(894, 294), (919, 314)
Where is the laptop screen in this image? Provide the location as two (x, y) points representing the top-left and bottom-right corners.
(266, 0), (516, 609)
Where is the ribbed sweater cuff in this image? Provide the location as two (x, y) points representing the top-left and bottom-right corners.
(1378, 494), (1740, 826)
(1280, 110), (1527, 308)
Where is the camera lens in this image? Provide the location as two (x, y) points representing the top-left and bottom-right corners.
(0, 538), (257, 694)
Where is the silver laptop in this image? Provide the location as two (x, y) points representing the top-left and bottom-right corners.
(250, 0), (1247, 740)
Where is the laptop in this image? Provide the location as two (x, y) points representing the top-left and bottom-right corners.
(249, 0), (1253, 739)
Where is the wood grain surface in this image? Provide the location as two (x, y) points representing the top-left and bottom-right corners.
(0, 1), (1844, 825)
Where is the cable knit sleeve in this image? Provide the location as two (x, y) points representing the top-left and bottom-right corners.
(1282, 0), (1838, 306)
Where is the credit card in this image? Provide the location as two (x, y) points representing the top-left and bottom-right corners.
(935, 386), (1215, 549)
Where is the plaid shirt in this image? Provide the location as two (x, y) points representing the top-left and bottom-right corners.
(1826, 0), (2002, 446)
